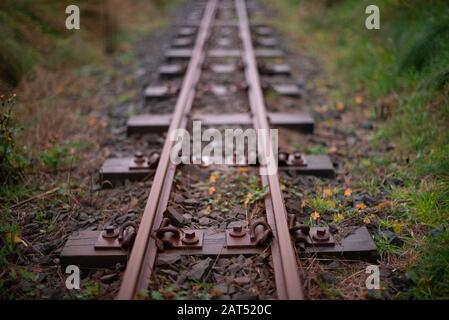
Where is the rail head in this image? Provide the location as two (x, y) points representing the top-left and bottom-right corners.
(116, 0), (219, 300)
(234, 0), (304, 300)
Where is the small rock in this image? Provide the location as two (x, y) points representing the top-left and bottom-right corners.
(115, 215), (128, 225)
(199, 217), (210, 226)
(346, 136), (356, 146)
(160, 269), (178, 277)
(157, 254), (181, 266)
(227, 263), (240, 275)
(361, 121), (374, 130)
(39, 256), (53, 266)
(318, 272), (336, 284)
(213, 284), (228, 294)
(198, 209), (209, 217)
(366, 289), (383, 300)
(327, 261), (340, 270)
(186, 258), (212, 280)
(380, 230), (403, 246)
(100, 273), (119, 284)
(183, 198), (198, 205)
(182, 214), (193, 224)
(234, 276), (251, 285)
(164, 206), (185, 227)
(232, 293), (258, 300)
(380, 267), (391, 278)
(173, 193), (185, 203)
(217, 259), (231, 268)
(428, 224), (447, 237)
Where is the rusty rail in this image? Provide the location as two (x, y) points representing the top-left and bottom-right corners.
(235, 0), (304, 300)
(116, 0), (218, 299)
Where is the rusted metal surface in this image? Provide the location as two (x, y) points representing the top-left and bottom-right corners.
(100, 157), (154, 186)
(60, 231), (128, 268)
(304, 227), (378, 261)
(236, 0), (304, 300)
(226, 218), (272, 248)
(161, 232), (262, 256)
(126, 114), (172, 135)
(117, 0), (218, 300)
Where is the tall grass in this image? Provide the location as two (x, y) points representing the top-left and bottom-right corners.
(267, 0), (449, 298)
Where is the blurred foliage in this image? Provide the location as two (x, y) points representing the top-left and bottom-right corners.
(0, 94), (27, 184)
(0, 0), (171, 89)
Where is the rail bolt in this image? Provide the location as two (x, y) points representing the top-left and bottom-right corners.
(312, 227), (330, 242)
(278, 151), (289, 166)
(289, 152), (306, 166)
(134, 151), (146, 165)
(102, 225), (119, 239)
(229, 224), (246, 238)
(181, 231), (199, 245)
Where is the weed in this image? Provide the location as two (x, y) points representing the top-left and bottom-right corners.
(0, 94), (27, 183)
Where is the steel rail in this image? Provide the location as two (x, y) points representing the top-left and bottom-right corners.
(116, 0), (218, 299)
(235, 0), (304, 300)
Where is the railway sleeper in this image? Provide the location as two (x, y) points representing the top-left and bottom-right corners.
(144, 85), (179, 100)
(165, 48), (194, 61)
(177, 26), (197, 37)
(99, 152), (334, 187)
(172, 36), (194, 48)
(255, 37), (279, 48)
(60, 219), (377, 269)
(126, 112), (314, 135)
(158, 64), (187, 79)
(258, 63), (291, 76)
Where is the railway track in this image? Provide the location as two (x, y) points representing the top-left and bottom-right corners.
(61, 0), (377, 300)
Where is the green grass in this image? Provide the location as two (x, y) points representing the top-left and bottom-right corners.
(267, 0), (449, 298)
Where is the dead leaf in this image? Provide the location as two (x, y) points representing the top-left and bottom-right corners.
(344, 188), (353, 197)
(209, 172), (220, 184)
(208, 186), (217, 195)
(87, 115), (97, 127)
(311, 211), (321, 221)
(336, 102), (345, 111)
(244, 192), (253, 206)
(323, 188), (333, 197)
(238, 167), (249, 174)
(328, 146), (337, 154)
(363, 216), (371, 225)
(355, 95), (364, 105)
(374, 200), (393, 212)
(356, 203), (367, 210)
